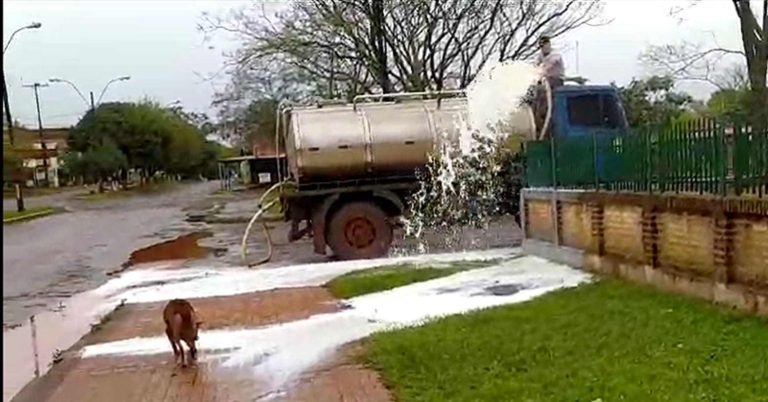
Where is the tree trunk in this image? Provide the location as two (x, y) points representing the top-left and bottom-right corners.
(369, 0), (393, 93)
(733, 0), (768, 130)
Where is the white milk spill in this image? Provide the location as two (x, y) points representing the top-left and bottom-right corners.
(2, 249), (514, 401)
(82, 255), (590, 399)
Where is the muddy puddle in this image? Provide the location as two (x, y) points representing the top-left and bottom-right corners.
(115, 232), (225, 273)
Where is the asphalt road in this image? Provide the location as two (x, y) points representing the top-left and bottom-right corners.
(2, 181), (219, 328)
(3, 188), (85, 212)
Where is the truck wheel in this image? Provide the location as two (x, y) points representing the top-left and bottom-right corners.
(327, 202), (393, 260)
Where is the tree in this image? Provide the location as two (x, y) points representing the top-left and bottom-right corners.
(617, 76), (693, 127)
(201, 0), (606, 145)
(641, 0), (767, 127)
(64, 140), (127, 192)
(69, 101), (216, 183)
(707, 88), (751, 124)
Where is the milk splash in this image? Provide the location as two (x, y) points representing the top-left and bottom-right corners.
(405, 61), (539, 249)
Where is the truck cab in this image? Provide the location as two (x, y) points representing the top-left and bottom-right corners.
(526, 85), (630, 188)
(551, 85), (628, 139)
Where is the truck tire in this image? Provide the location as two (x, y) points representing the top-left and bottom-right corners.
(327, 201), (393, 260)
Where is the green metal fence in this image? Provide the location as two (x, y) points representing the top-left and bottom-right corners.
(524, 120), (768, 198)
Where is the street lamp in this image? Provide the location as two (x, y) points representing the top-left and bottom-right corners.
(4, 22), (42, 211)
(96, 76), (131, 105)
(3, 22), (42, 54)
(48, 78), (89, 108)
(49, 75), (131, 111)
(4, 22), (43, 147)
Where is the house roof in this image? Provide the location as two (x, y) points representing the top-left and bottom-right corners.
(3, 127), (69, 149)
(7, 148), (60, 160)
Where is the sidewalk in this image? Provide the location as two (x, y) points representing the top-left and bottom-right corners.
(12, 287), (390, 402)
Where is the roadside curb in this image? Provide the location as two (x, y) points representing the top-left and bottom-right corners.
(3, 208), (56, 224)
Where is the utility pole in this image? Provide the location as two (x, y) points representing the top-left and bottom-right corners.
(23, 82), (50, 186)
(90, 91), (95, 111)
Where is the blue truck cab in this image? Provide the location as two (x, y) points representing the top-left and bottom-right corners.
(551, 85), (629, 139)
(525, 85), (631, 188)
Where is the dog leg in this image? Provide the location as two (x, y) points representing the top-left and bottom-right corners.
(178, 341), (187, 368)
(184, 339), (198, 366)
(166, 329), (180, 364)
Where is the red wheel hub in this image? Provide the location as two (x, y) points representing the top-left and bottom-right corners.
(344, 217), (376, 249)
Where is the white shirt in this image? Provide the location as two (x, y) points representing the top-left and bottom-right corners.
(535, 52), (565, 80)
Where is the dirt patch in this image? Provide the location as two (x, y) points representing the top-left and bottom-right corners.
(87, 287), (341, 344)
(282, 342), (392, 402)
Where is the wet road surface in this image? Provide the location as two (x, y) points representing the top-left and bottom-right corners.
(2, 188), (85, 212)
(2, 181), (219, 328)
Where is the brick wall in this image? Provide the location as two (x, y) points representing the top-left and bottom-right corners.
(732, 218), (768, 288)
(603, 205), (644, 261)
(522, 189), (768, 316)
(560, 202), (592, 250)
(526, 200), (555, 242)
(658, 213), (715, 276)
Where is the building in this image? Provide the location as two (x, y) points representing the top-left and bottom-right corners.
(3, 127), (69, 188)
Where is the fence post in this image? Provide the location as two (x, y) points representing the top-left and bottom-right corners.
(592, 131), (599, 190)
(30, 315), (40, 378)
(549, 136), (560, 246)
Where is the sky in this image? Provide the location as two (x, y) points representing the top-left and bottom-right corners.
(2, 0), (749, 128)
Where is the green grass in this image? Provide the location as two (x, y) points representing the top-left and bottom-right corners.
(3, 206), (58, 223)
(326, 260), (497, 299)
(364, 280), (768, 402)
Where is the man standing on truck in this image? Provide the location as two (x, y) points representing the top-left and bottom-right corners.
(535, 35), (565, 90)
(532, 35), (565, 138)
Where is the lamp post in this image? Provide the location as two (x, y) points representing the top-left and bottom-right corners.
(3, 22), (42, 54)
(96, 76), (130, 105)
(48, 78), (89, 108)
(4, 22), (42, 211)
(3, 22), (42, 147)
(49, 75), (131, 111)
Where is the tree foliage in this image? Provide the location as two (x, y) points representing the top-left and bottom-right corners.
(201, 0), (606, 146)
(707, 87), (752, 124)
(617, 76), (693, 127)
(641, 0), (767, 127)
(68, 101), (222, 184)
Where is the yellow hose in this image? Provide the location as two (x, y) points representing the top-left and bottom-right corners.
(241, 198), (279, 267)
(241, 180), (295, 267)
(539, 78), (553, 140)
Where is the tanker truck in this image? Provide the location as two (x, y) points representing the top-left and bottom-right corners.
(274, 85), (628, 260)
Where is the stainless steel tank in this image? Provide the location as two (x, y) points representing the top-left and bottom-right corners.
(283, 93), (536, 184)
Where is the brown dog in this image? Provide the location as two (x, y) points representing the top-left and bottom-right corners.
(163, 299), (202, 367)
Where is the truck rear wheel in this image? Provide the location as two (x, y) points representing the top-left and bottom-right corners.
(327, 202), (393, 260)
